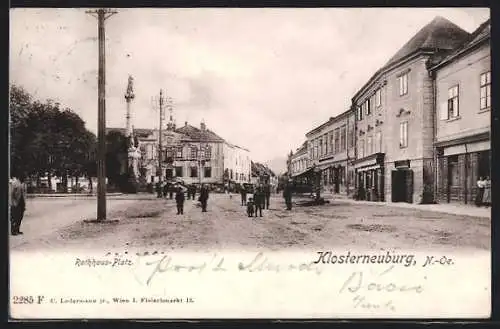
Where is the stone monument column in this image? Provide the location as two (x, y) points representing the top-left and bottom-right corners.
(124, 75), (141, 192)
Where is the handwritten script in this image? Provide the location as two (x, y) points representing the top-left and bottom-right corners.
(339, 265), (426, 311)
(133, 252), (323, 286)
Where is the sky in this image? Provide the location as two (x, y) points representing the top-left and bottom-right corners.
(10, 7), (490, 173)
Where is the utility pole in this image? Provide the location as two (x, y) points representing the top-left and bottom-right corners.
(86, 8), (118, 221)
(152, 90), (166, 183)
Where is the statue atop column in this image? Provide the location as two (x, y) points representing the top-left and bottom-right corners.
(124, 75), (141, 193)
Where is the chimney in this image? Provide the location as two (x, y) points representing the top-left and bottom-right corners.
(200, 119), (206, 131)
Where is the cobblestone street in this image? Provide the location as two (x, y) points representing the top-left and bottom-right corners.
(11, 193), (490, 253)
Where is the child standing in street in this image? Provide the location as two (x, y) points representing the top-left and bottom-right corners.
(246, 197), (255, 217)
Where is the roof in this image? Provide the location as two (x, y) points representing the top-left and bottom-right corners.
(106, 127), (154, 137)
(175, 124), (225, 142)
(224, 141), (250, 152)
(108, 124), (226, 143)
(384, 16), (470, 68)
(353, 16), (470, 101)
(429, 18), (490, 71)
(306, 108), (354, 137)
(294, 141), (308, 155)
(251, 161), (276, 177)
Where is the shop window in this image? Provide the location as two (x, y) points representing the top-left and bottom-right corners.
(190, 167), (198, 178)
(204, 167), (212, 178)
(175, 166), (183, 177)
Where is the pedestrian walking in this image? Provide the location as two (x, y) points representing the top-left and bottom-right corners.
(199, 184), (209, 212)
(10, 175), (26, 236)
(475, 176), (485, 206)
(191, 185), (197, 200)
(283, 180), (293, 210)
(482, 176), (491, 207)
(156, 181), (162, 198)
(264, 183), (271, 209)
(175, 185), (185, 215)
(253, 185), (264, 217)
(162, 182), (169, 198)
(240, 186), (247, 206)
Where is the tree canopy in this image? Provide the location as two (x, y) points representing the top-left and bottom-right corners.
(10, 84), (97, 183)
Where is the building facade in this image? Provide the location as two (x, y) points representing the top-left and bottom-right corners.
(430, 20), (491, 204)
(223, 142), (252, 187)
(352, 72), (388, 202)
(352, 16), (471, 204)
(305, 109), (355, 195)
(289, 141), (309, 178)
(108, 120), (226, 186)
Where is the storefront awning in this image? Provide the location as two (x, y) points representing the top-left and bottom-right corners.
(291, 167), (316, 179)
(353, 153), (385, 170)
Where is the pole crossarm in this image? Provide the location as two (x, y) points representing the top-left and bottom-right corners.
(85, 9), (118, 20)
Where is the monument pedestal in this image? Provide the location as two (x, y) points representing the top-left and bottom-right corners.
(125, 146), (141, 193)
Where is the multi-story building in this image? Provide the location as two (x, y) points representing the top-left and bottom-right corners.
(289, 141), (309, 177)
(352, 16), (470, 204)
(223, 142), (252, 188)
(107, 120), (225, 186)
(429, 19), (490, 204)
(305, 109), (355, 195)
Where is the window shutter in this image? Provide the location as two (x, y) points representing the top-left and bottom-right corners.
(440, 102), (448, 120)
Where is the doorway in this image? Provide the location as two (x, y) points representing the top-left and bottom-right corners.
(391, 169), (413, 203)
(333, 167), (340, 193)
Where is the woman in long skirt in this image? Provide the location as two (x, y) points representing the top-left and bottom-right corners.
(475, 177), (485, 206)
(482, 176), (491, 207)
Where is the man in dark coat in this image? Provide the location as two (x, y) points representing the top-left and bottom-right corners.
(190, 185), (197, 200)
(253, 184), (264, 217)
(199, 184), (209, 212)
(240, 186), (247, 206)
(156, 181), (162, 198)
(162, 182), (169, 198)
(283, 181), (293, 210)
(10, 175), (26, 235)
(264, 183), (271, 209)
(175, 185), (185, 215)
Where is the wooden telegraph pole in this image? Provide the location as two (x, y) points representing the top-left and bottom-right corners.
(86, 8), (118, 221)
(152, 90), (166, 183)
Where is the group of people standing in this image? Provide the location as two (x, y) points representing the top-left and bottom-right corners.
(239, 183), (272, 217)
(173, 183), (210, 215)
(475, 176), (491, 207)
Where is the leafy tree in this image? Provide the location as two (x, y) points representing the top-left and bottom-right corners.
(105, 130), (129, 189)
(10, 84), (97, 192)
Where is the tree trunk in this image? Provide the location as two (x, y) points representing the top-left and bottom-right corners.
(62, 173), (68, 193)
(48, 172), (52, 191)
(88, 176), (93, 193)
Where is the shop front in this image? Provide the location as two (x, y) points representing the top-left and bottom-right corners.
(353, 153), (385, 202)
(436, 134), (490, 204)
